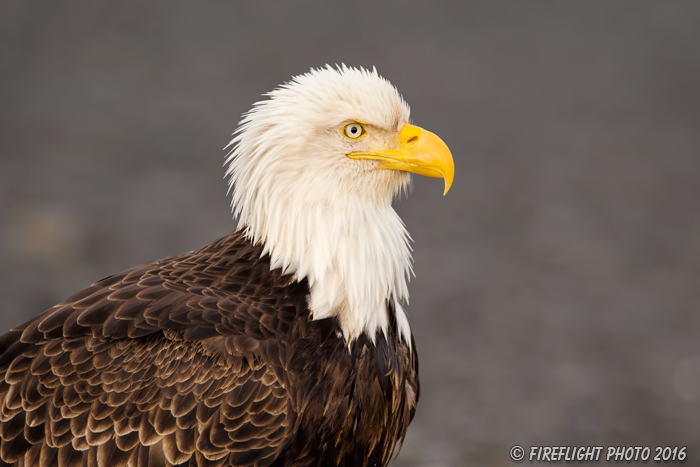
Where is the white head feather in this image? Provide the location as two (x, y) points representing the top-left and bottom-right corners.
(225, 65), (414, 346)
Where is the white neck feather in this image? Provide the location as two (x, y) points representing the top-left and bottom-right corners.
(236, 185), (413, 346)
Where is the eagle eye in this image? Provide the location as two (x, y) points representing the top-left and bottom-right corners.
(342, 122), (365, 139)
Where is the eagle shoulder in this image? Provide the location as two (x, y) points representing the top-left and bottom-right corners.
(0, 232), (306, 467)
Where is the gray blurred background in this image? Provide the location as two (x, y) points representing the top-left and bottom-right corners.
(1, 2), (700, 466)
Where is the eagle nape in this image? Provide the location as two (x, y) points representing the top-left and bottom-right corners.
(0, 65), (454, 467)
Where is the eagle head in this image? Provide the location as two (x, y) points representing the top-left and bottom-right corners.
(225, 65), (454, 343)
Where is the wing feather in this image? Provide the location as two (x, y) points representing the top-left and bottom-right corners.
(0, 233), (302, 466)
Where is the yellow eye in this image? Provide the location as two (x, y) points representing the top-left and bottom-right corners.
(342, 122), (365, 139)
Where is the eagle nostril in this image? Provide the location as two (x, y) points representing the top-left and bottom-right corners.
(407, 136), (419, 146)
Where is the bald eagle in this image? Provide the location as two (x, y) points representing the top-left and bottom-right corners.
(0, 66), (454, 467)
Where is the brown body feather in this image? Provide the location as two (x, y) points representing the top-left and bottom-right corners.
(0, 231), (419, 467)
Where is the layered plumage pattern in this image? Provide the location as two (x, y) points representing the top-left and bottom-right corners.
(0, 232), (418, 467)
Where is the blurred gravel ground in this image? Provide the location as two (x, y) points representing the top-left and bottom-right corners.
(1, 2), (700, 466)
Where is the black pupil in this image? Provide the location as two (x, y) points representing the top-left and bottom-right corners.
(351, 126), (358, 134)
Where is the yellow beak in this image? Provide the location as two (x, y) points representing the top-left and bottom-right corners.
(348, 124), (454, 195)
